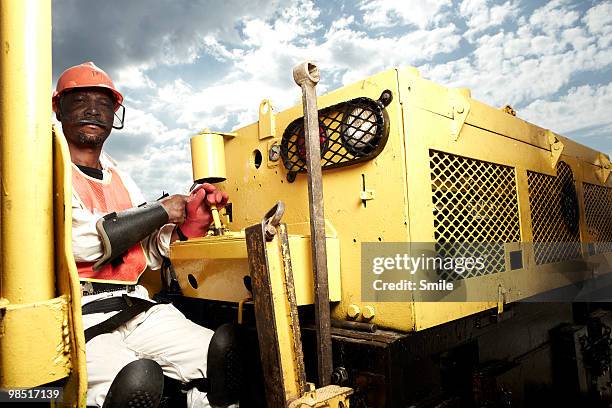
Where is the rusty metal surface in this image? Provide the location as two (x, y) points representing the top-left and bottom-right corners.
(280, 223), (308, 394)
(331, 319), (378, 333)
(245, 222), (286, 407)
(292, 61), (333, 386)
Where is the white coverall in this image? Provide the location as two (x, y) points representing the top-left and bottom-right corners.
(73, 152), (215, 408)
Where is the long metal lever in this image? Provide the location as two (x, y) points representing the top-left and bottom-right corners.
(292, 61), (332, 387)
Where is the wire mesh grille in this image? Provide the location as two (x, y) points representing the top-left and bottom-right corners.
(527, 161), (581, 264)
(584, 182), (612, 254)
(430, 150), (521, 281)
(280, 97), (388, 174)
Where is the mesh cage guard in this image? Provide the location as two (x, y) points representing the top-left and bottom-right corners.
(527, 161), (582, 265)
(280, 93), (390, 178)
(583, 182), (612, 255)
(429, 150), (521, 281)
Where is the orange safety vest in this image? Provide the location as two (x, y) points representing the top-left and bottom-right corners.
(72, 166), (148, 284)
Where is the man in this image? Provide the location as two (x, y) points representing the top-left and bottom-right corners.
(53, 61), (230, 408)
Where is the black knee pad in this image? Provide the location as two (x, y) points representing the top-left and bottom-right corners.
(102, 359), (164, 408)
(207, 323), (243, 406)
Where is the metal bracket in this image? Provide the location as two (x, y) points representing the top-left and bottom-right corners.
(288, 383), (353, 408)
(258, 99), (276, 140)
(546, 130), (564, 169)
(449, 89), (470, 141)
(264, 201), (285, 240)
(594, 152), (612, 184)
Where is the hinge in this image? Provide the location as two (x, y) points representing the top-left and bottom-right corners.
(594, 152), (612, 184)
(546, 130), (564, 168)
(449, 89), (470, 141)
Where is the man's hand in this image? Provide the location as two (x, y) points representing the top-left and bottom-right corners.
(160, 194), (188, 224)
(180, 183), (229, 238)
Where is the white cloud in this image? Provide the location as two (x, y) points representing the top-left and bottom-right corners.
(584, 2), (612, 35)
(359, 0), (449, 29)
(150, 1), (462, 135)
(119, 142), (194, 200)
(460, 0), (519, 39)
(529, 0), (581, 34)
(422, 1), (611, 108)
(53, 0), (287, 77)
(521, 82), (612, 135)
(114, 65), (156, 90)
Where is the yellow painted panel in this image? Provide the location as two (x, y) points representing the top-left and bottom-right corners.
(0, 297), (71, 387)
(170, 232), (341, 305)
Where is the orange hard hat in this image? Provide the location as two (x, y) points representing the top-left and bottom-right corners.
(52, 61), (123, 112)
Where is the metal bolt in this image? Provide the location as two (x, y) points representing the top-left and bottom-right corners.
(347, 304), (361, 319)
(362, 305), (375, 320)
(456, 106), (464, 114)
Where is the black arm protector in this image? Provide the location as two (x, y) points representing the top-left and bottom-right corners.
(93, 202), (169, 271)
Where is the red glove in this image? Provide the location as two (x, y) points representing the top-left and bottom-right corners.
(179, 183), (229, 238)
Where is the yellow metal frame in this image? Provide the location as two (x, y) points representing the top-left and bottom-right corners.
(52, 126), (89, 406)
(0, 2), (87, 405)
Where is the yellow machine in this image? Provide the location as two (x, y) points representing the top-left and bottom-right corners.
(172, 64), (612, 405)
(179, 66), (612, 332)
(3, 0), (612, 407)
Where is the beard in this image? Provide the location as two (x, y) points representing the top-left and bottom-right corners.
(76, 131), (108, 146)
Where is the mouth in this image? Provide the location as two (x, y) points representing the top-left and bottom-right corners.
(77, 119), (110, 130)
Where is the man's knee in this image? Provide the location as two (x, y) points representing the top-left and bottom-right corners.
(102, 359), (164, 408)
(207, 323), (243, 406)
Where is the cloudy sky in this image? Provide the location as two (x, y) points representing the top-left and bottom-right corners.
(53, 0), (612, 200)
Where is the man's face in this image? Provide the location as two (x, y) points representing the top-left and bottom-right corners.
(58, 88), (115, 147)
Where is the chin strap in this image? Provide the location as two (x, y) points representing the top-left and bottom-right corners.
(94, 202), (169, 270)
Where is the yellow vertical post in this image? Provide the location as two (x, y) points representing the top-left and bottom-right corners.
(0, 0), (54, 303)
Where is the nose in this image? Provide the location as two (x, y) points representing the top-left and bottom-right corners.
(84, 100), (101, 117)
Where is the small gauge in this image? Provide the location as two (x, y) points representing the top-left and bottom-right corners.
(268, 144), (281, 162)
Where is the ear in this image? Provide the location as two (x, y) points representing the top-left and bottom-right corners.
(52, 97), (62, 121)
